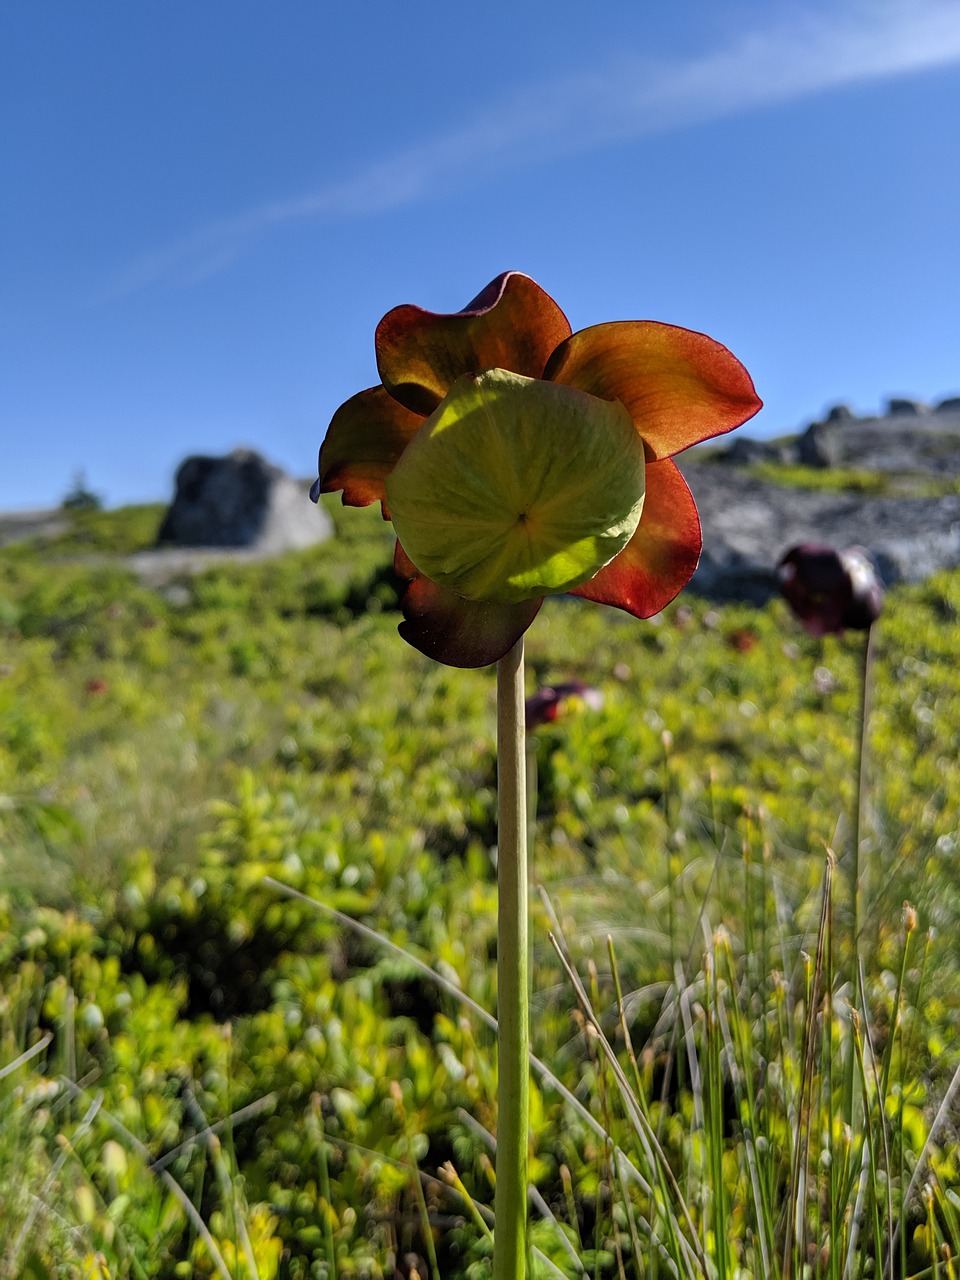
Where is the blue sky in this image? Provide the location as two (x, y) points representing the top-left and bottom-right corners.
(3, 0), (959, 510)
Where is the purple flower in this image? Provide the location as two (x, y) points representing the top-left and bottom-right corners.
(777, 543), (884, 636)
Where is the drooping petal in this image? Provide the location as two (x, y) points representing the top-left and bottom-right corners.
(569, 458), (701, 617)
(317, 386), (425, 512)
(394, 542), (542, 668)
(544, 321), (762, 460)
(376, 272), (573, 416)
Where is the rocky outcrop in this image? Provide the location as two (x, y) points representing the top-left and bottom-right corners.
(791, 399), (960, 474)
(682, 463), (960, 602)
(0, 510), (69, 548)
(683, 393), (960, 601)
(156, 448), (331, 553)
(723, 436), (792, 466)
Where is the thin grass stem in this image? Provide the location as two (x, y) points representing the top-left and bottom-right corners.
(8, 1089), (102, 1270)
(455, 1106), (585, 1274)
(264, 876), (651, 1195)
(894, 1055), (960, 1258)
(184, 1081), (261, 1280)
(57, 1078), (234, 1280)
(440, 1162), (494, 1241)
(308, 1095), (338, 1280)
(550, 933), (708, 1279)
(851, 1010), (884, 1278)
(784, 853), (832, 1280)
(856, 957), (896, 1280)
(0, 1031), (52, 1082)
(714, 938), (775, 1274)
(410, 1150), (442, 1280)
(879, 908), (914, 1108)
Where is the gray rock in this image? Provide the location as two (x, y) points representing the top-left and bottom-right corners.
(680, 462), (960, 603)
(739, 401), (960, 475)
(825, 403), (855, 422)
(887, 397), (927, 416)
(722, 436), (791, 466)
(0, 510), (69, 547)
(796, 420), (843, 468)
(819, 414), (960, 474)
(157, 448), (331, 553)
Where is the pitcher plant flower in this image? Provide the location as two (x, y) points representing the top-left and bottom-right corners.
(313, 272), (761, 667)
(311, 272), (759, 1280)
(778, 543), (884, 636)
(779, 541), (884, 968)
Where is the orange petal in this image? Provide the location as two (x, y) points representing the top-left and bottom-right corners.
(376, 272), (572, 416)
(545, 321), (761, 460)
(395, 542), (542, 668)
(318, 386), (425, 511)
(569, 458), (701, 617)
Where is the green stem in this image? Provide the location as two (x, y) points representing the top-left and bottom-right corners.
(853, 622), (876, 967)
(494, 636), (529, 1280)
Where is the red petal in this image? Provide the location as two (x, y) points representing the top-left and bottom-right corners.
(545, 321), (761, 460)
(394, 542), (542, 668)
(318, 386), (425, 511)
(376, 272), (572, 416)
(569, 459), (701, 617)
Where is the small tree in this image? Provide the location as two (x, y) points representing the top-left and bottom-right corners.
(61, 470), (103, 512)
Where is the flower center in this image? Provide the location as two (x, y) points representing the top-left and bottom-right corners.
(384, 369), (647, 604)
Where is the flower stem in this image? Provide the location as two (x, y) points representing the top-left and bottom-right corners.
(494, 636), (529, 1280)
(852, 622), (876, 964)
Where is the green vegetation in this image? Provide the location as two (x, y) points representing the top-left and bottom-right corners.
(749, 462), (892, 495)
(1, 499), (959, 1277)
(749, 460), (960, 498)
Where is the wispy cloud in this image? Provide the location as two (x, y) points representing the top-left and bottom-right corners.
(107, 0), (960, 298)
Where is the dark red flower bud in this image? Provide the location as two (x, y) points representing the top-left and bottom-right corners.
(777, 543), (884, 636)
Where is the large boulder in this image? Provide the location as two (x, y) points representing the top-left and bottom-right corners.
(157, 448), (331, 553)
